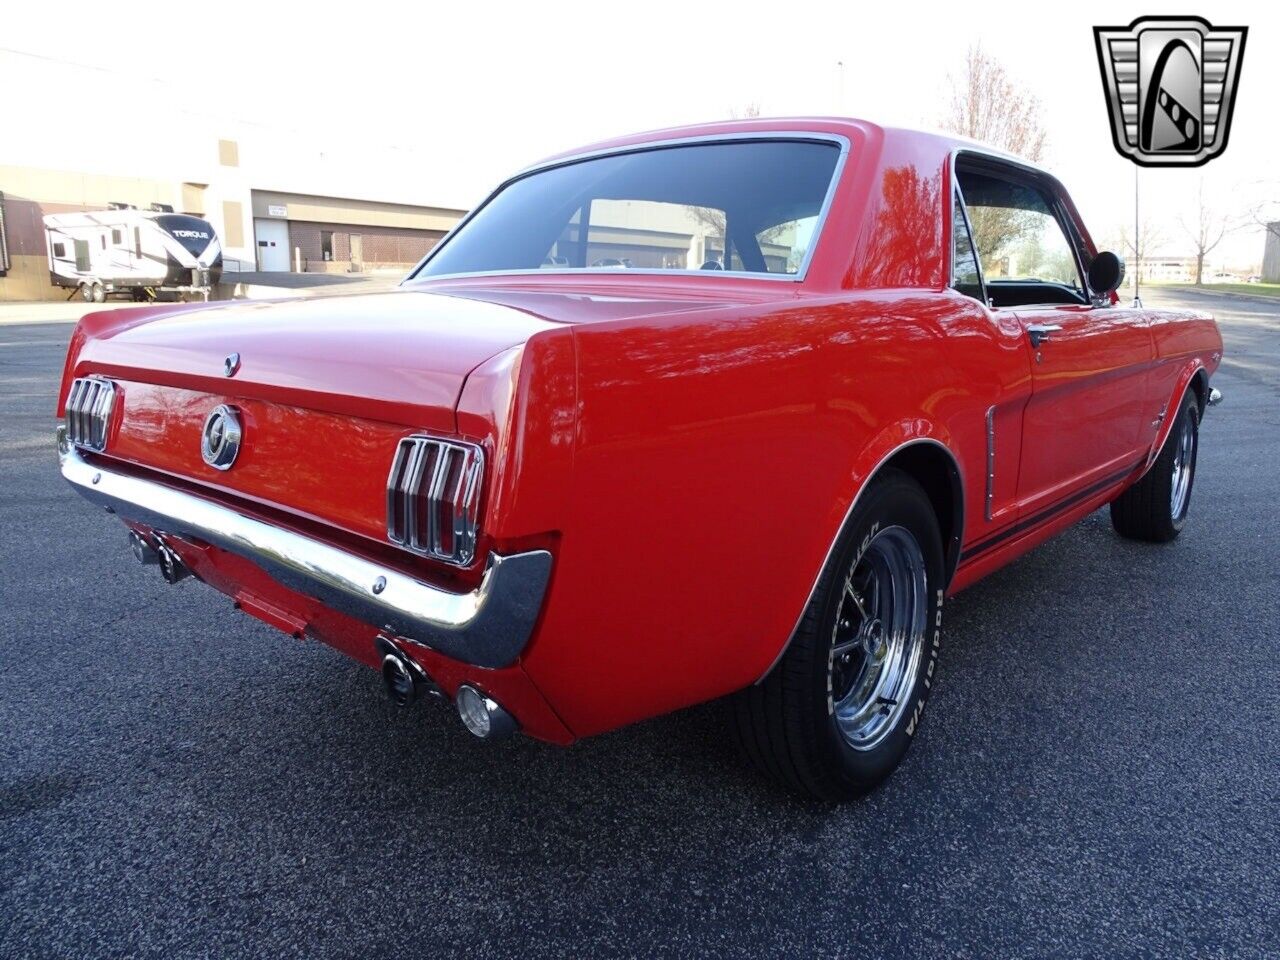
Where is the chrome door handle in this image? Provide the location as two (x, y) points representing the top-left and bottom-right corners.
(1027, 324), (1062, 349)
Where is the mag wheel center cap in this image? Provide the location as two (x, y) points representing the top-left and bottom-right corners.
(863, 619), (887, 663)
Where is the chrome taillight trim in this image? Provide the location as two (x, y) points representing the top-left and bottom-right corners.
(386, 435), (485, 566)
(65, 376), (117, 451)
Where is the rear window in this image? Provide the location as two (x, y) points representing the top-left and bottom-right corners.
(417, 139), (842, 279)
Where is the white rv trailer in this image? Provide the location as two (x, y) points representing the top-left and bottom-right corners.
(44, 206), (223, 302)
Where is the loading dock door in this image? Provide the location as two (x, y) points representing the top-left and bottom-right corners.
(254, 218), (290, 271)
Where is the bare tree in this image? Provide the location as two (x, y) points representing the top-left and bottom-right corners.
(1249, 199), (1280, 245)
(1179, 180), (1234, 285)
(685, 100), (781, 266)
(1119, 218), (1166, 287)
(942, 45), (1047, 162)
(941, 45), (1048, 265)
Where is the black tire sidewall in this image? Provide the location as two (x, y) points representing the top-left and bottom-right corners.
(806, 473), (945, 793)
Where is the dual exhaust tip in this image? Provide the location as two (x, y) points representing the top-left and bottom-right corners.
(376, 636), (517, 741)
(129, 530), (191, 584)
(125, 530), (517, 740)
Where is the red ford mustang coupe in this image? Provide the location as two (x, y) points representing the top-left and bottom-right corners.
(58, 119), (1223, 799)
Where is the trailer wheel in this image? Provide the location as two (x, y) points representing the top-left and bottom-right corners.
(80, 283), (95, 303)
(90, 282), (106, 304)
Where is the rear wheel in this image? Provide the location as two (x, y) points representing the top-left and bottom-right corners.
(1111, 391), (1200, 542)
(731, 469), (944, 800)
(90, 282), (106, 304)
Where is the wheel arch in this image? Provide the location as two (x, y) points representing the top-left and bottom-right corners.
(880, 440), (964, 586)
(1144, 361), (1209, 476)
(755, 436), (964, 684)
(1188, 367), (1209, 413)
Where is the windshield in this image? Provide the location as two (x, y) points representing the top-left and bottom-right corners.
(415, 139), (842, 279)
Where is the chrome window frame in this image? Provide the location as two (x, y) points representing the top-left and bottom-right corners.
(948, 147), (1094, 307)
(404, 131), (853, 285)
(949, 181), (988, 306)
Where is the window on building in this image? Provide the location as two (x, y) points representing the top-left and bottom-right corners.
(218, 139), (239, 167)
(321, 231), (334, 261)
(222, 201), (244, 247)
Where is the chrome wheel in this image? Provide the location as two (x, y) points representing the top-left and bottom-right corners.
(830, 525), (928, 751)
(1169, 413), (1196, 520)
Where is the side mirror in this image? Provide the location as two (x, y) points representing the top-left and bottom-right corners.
(1087, 251), (1126, 299)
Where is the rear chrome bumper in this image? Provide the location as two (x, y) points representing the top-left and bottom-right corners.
(58, 438), (551, 669)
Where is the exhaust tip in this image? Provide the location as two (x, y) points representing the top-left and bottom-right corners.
(155, 541), (191, 584)
(381, 654), (419, 707)
(374, 636), (441, 707)
(456, 685), (518, 740)
(129, 531), (159, 565)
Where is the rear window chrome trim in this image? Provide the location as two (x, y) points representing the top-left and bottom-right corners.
(406, 131), (852, 286)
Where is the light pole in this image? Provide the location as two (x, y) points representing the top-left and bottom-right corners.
(1133, 165), (1142, 307)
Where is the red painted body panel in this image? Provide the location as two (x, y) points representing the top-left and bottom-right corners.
(58, 119), (1223, 743)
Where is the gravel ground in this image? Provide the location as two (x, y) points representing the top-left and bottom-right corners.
(1, 290), (1276, 958)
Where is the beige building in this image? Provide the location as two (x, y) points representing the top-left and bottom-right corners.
(0, 144), (467, 302)
(1137, 255), (1197, 284)
(0, 48), (470, 302)
(1263, 223), (1280, 283)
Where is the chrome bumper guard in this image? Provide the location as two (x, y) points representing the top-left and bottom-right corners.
(59, 441), (551, 669)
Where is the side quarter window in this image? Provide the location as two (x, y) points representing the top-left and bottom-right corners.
(951, 189), (984, 303)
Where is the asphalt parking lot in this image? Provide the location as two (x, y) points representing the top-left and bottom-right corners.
(1, 289), (1276, 958)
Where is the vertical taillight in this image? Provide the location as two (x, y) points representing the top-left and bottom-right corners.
(64, 376), (117, 451)
(386, 436), (485, 565)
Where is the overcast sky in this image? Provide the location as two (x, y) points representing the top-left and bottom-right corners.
(4, 0), (1276, 267)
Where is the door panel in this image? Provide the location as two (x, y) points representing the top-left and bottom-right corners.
(1014, 303), (1153, 514)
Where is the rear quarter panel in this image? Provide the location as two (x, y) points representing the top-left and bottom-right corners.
(521, 290), (1020, 737)
(1144, 305), (1223, 457)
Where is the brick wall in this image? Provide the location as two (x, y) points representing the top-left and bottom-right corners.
(286, 221), (444, 271)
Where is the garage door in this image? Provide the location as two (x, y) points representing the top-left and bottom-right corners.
(254, 218), (290, 272)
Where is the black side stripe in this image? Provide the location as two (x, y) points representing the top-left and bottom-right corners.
(960, 458), (1144, 563)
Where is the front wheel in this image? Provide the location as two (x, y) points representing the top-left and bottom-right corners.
(1111, 391), (1200, 542)
(731, 469), (944, 801)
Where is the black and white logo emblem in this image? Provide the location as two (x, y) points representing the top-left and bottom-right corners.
(1094, 16), (1247, 167)
(201, 404), (242, 471)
